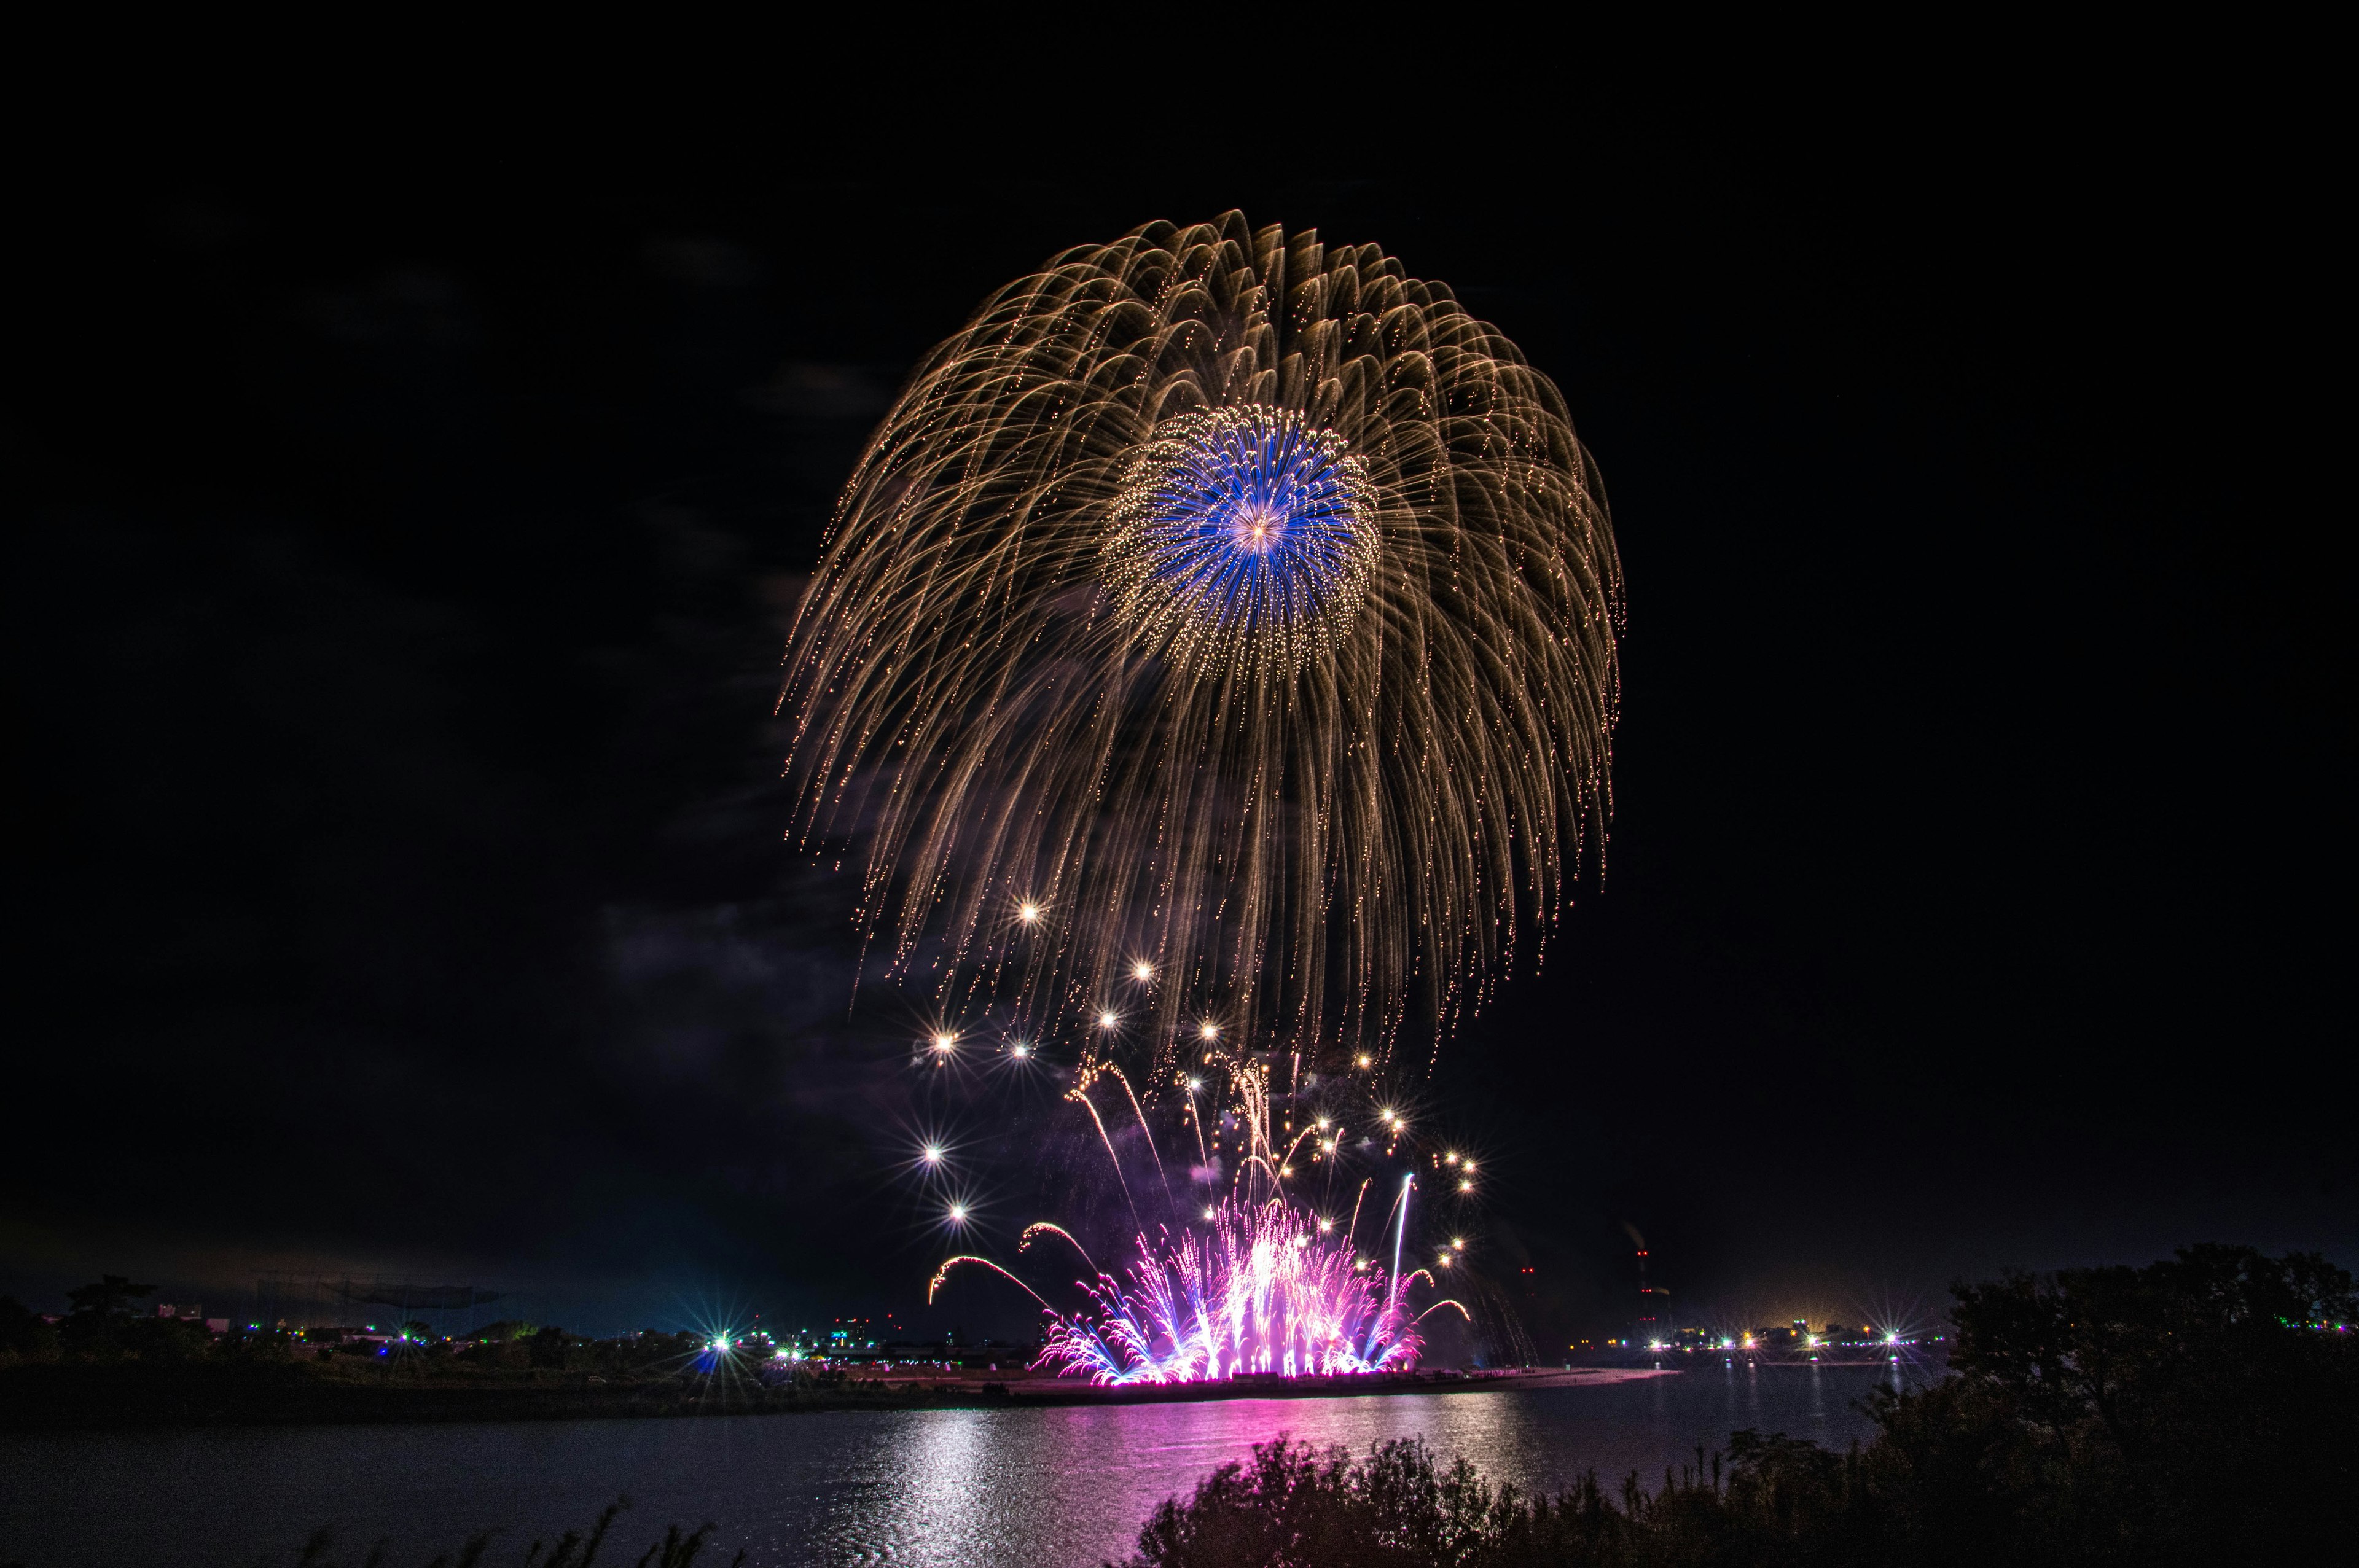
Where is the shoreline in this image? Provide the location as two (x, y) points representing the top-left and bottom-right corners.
(0, 1363), (1671, 1433)
(957, 1365), (1670, 1407)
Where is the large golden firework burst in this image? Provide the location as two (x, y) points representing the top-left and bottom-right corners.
(781, 212), (1621, 1073)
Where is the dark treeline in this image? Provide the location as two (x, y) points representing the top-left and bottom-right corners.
(0, 1290), (929, 1428)
(0, 1281), (693, 1375)
(295, 1500), (735, 1568)
(1115, 1246), (2354, 1566)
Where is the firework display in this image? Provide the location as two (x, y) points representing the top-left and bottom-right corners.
(781, 211), (1621, 1069)
(928, 1050), (1473, 1384)
(1030, 1197), (1430, 1383)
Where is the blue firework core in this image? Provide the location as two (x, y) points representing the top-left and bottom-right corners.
(1112, 407), (1376, 642)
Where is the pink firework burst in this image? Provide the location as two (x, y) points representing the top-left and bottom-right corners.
(1034, 1199), (1447, 1384)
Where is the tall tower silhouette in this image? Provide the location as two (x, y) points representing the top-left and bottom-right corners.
(1625, 1223), (1662, 1344)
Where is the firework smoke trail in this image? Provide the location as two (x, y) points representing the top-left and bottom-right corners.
(780, 211), (1621, 1071)
(1067, 1077), (1143, 1230)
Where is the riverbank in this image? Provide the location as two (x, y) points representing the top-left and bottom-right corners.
(0, 1365), (1885, 1568)
(0, 1359), (1655, 1431)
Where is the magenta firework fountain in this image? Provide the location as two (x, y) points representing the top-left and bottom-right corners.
(930, 1054), (1468, 1384)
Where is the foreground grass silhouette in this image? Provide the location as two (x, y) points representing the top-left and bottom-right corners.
(287, 1499), (738, 1568)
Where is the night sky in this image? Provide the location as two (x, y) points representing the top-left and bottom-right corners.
(8, 131), (2345, 1343)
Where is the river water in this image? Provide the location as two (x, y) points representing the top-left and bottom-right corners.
(0, 1363), (1914, 1567)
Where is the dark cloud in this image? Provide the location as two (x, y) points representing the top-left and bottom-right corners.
(743, 361), (901, 419)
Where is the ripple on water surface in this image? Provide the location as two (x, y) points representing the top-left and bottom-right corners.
(0, 1364), (1920, 1568)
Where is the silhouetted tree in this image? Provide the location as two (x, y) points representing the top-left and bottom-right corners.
(1946, 1242), (2356, 1560)
(0, 1295), (59, 1361)
(64, 1275), (154, 1317)
(57, 1275), (158, 1357)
